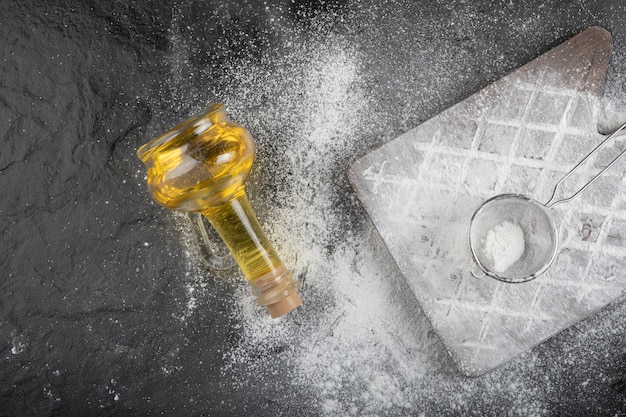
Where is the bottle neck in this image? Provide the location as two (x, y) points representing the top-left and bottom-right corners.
(201, 189), (282, 281)
(201, 190), (302, 318)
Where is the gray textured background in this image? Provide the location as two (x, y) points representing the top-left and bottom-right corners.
(1, 0), (626, 415)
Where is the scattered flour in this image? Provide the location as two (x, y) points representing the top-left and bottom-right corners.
(484, 221), (526, 273)
(150, 2), (626, 415)
(160, 32), (444, 413)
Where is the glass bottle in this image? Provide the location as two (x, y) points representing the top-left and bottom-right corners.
(137, 103), (301, 318)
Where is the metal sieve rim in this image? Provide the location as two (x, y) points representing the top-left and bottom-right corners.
(469, 193), (559, 283)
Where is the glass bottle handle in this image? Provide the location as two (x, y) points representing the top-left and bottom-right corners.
(187, 212), (236, 270)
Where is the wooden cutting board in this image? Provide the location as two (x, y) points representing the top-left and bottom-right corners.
(349, 27), (620, 376)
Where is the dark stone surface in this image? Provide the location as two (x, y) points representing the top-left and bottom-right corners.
(1, 0), (626, 415)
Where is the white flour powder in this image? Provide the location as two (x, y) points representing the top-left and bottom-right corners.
(151, 2), (626, 415)
(484, 221), (526, 273)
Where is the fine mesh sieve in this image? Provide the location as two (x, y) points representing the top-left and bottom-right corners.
(469, 121), (626, 283)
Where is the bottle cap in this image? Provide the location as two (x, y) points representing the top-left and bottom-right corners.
(267, 289), (302, 318)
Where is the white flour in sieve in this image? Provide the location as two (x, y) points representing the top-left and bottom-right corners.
(483, 221), (526, 273)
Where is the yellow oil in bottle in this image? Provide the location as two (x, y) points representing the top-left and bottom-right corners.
(137, 103), (301, 318)
(139, 104), (255, 211)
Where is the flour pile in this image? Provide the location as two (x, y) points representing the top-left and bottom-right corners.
(484, 221), (526, 273)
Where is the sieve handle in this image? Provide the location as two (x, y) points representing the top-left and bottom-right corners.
(545, 121), (626, 208)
